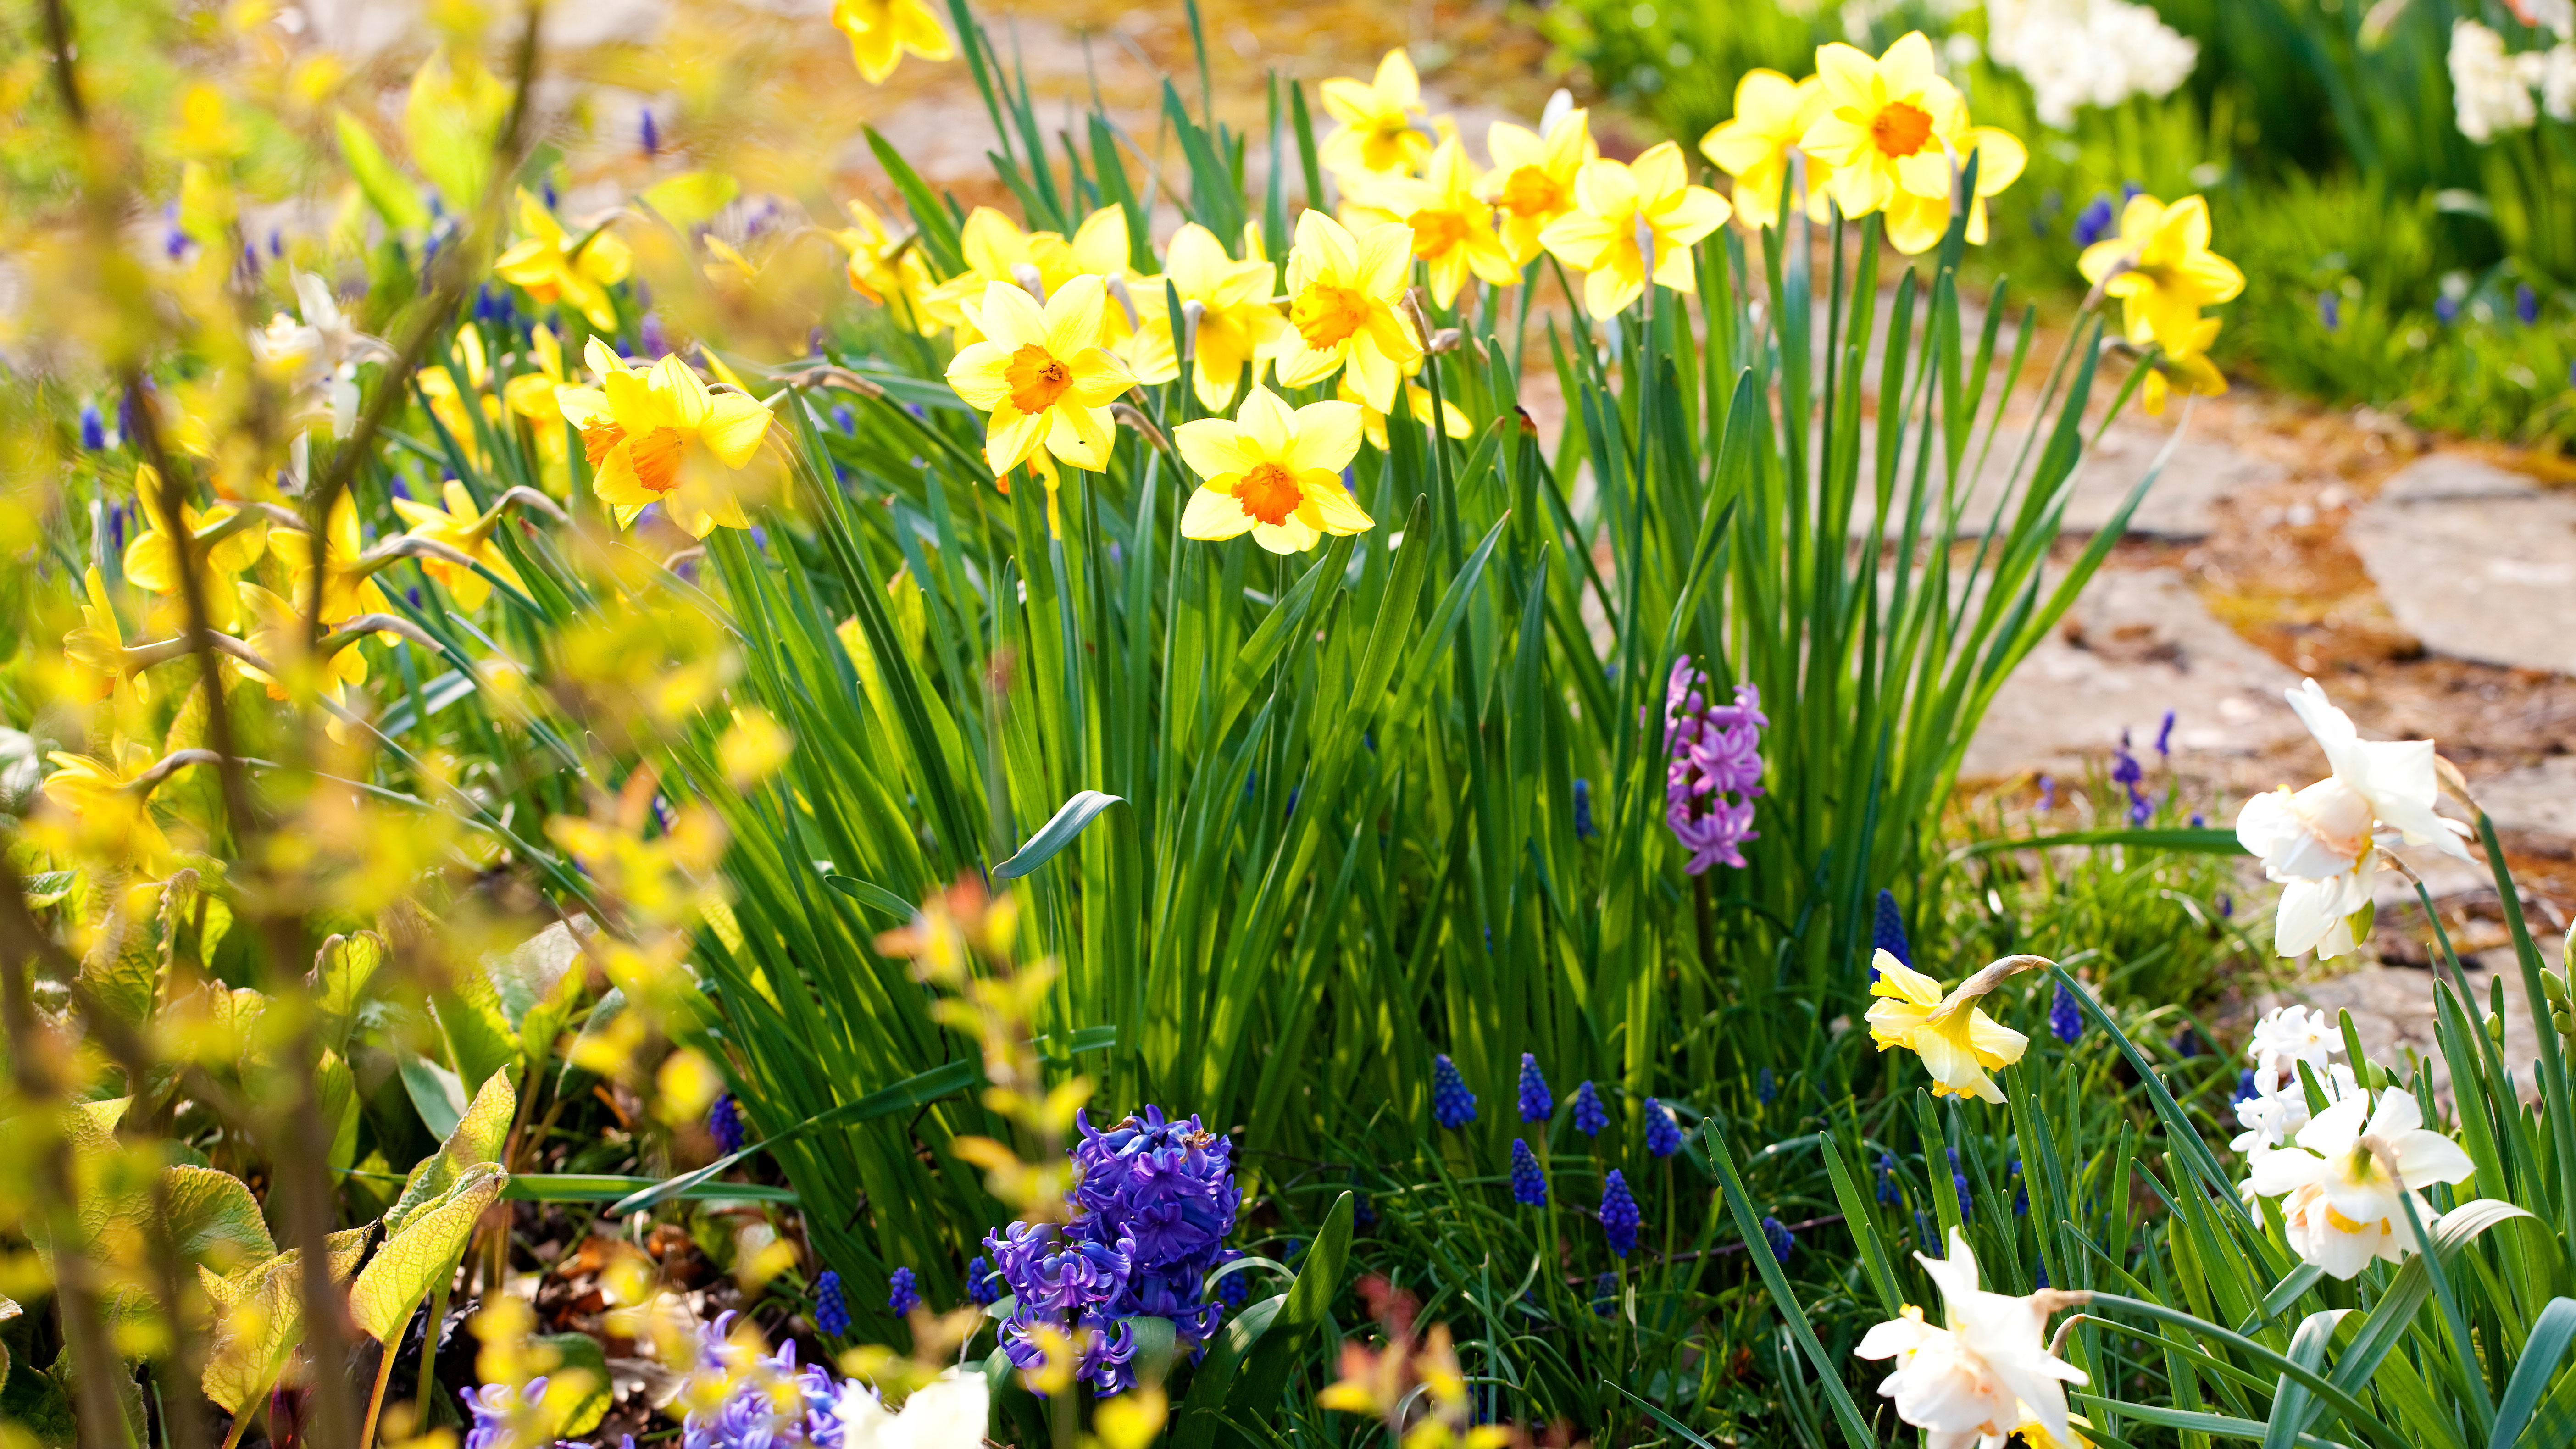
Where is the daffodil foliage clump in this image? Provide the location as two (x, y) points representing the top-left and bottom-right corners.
(10, 2), (2576, 1448)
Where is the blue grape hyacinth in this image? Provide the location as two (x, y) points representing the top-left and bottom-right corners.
(1756, 1066), (1776, 1106)
(814, 1270), (848, 1337)
(1509, 1138), (1547, 1206)
(1516, 1053), (1552, 1122)
(964, 1254), (1001, 1305)
(1643, 1099), (1684, 1158)
(1571, 1080), (1608, 1137)
(1599, 1171), (1640, 1257)
(886, 1266), (919, 1316)
(1432, 1053), (1478, 1129)
(1873, 888), (1910, 969)
(2050, 980), (2085, 1044)
(1761, 1216), (1794, 1264)
(1876, 1152), (1900, 1205)
(708, 1094), (745, 1155)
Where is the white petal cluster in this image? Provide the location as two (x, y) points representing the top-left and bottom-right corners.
(2240, 1089), (2475, 1279)
(2445, 20), (2576, 141)
(250, 272), (393, 436)
(1986, 0), (2200, 130)
(1856, 1229), (2087, 1449)
(2229, 1005), (2358, 1153)
(2234, 680), (2470, 960)
(833, 1368), (993, 1449)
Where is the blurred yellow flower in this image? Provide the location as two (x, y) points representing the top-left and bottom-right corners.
(393, 480), (526, 611)
(839, 198), (940, 335)
(1699, 70), (1834, 229)
(122, 465), (266, 619)
(1174, 387), (1371, 555)
(62, 568), (157, 704)
(417, 322), (505, 467)
(1797, 33), (1963, 224)
(830, 0), (954, 84)
(1483, 107), (1594, 267)
(1864, 950), (2035, 1104)
(41, 739), (175, 872)
(268, 494), (391, 626)
(493, 189), (632, 333)
(2077, 194), (2245, 358)
(1880, 126), (2026, 255)
(1538, 142), (1731, 319)
(234, 583), (368, 730)
(1152, 222), (1287, 413)
(2141, 314), (2228, 416)
(1344, 137), (1517, 310)
(944, 275), (1134, 476)
(1274, 211), (1421, 414)
(1320, 50), (1432, 180)
(558, 341), (774, 538)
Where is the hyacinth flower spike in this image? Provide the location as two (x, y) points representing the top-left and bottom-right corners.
(1865, 952), (2053, 1103)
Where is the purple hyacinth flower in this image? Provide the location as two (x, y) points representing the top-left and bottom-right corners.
(1876, 1152), (1900, 1205)
(2154, 709), (2175, 756)
(1662, 658), (1766, 873)
(80, 403), (107, 451)
(641, 108), (660, 158)
(1516, 1054), (1552, 1122)
(965, 1253), (1001, 1305)
(1571, 1080), (1608, 1138)
(1509, 1138), (1547, 1206)
(708, 1094), (745, 1154)
(2071, 194), (2114, 248)
(1599, 1171), (1640, 1257)
(1873, 887), (1909, 977)
(1761, 1216), (1794, 1263)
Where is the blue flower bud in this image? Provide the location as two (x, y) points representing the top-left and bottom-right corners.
(815, 1269), (849, 1337)
(1599, 1171), (1640, 1257)
(1571, 1080), (1608, 1138)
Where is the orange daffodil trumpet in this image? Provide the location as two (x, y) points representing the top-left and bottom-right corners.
(830, 0), (953, 83)
(1865, 952), (2052, 1103)
(1276, 211), (1423, 414)
(1538, 142), (1731, 319)
(944, 274), (1135, 477)
(557, 339), (776, 538)
(1174, 387), (1371, 555)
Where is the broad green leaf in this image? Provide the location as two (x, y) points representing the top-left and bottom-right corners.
(198, 1230), (370, 1414)
(313, 931), (386, 1022)
(352, 1162), (508, 1343)
(432, 960), (522, 1099)
(2495, 1297), (2576, 1449)
(992, 791), (1123, 881)
(1219, 1192), (1352, 1421)
(335, 108), (431, 233)
(1, 1349), (75, 1449)
(400, 1053), (468, 1142)
(389, 1068), (516, 1233)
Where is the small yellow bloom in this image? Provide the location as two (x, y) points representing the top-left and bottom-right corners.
(1174, 387), (1371, 554)
(1056, 207), (1178, 386)
(2141, 314), (2228, 416)
(267, 493), (392, 626)
(493, 190), (632, 333)
(1152, 222), (1288, 413)
(1863, 950), (2035, 1104)
(1344, 137), (1518, 309)
(417, 322), (506, 468)
(1699, 70), (1835, 229)
(393, 480), (526, 611)
(1797, 33), (1965, 224)
(830, 0), (953, 84)
(62, 568), (156, 704)
(920, 207), (1083, 343)
(40, 739), (174, 872)
(944, 275), (1135, 477)
(1274, 210), (1422, 414)
(2078, 194), (2246, 359)
(121, 465), (266, 620)
(1538, 141), (1731, 319)
(1319, 50), (1433, 181)
(234, 582), (368, 718)
(838, 198), (940, 336)
(557, 340), (775, 538)
(1483, 108), (1596, 267)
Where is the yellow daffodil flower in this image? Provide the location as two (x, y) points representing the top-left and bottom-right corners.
(1699, 70), (1835, 229)
(920, 207), (1086, 342)
(1797, 33), (1965, 224)
(1339, 372), (1471, 452)
(1056, 207), (1180, 387)
(493, 189), (632, 333)
(840, 198), (940, 335)
(1344, 137), (1518, 309)
(2077, 194), (2246, 358)
(1320, 50), (1433, 181)
(2142, 313), (2228, 416)
(944, 275), (1134, 477)
(40, 739), (175, 872)
(417, 322), (506, 467)
(393, 480), (527, 610)
(830, 0), (953, 84)
(1483, 108), (1596, 267)
(1864, 950), (2042, 1103)
(1150, 222), (1288, 413)
(122, 465), (266, 621)
(557, 340), (775, 537)
(235, 582), (368, 707)
(62, 567), (158, 704)
(1538, 142), (1731, 319)
(504, 325), (575, 424)
(1274, 211), (1422, 414)
(1880, 126), (2026, 255)
(1174, 386), (1371, 554)
(268, 493), (392, 626)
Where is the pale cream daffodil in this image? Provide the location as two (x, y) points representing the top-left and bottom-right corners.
(1855, 1228), (2087, 1449)
(2242, 1088), (2476, 1280)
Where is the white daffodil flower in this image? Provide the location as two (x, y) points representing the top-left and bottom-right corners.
(2235, 679), (2471, 960)
(2242, 1087), (2475, 1279)
(2229, 1004), (2359, 1152)
(1856, 1228), (2087, 1449)
(833, 1366), (991, 1449)
(251, 272), (394, 436)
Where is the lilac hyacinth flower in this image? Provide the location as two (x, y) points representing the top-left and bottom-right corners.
(1643, 1099), (1684, 1159)
(887, 1266), (920, 1316)
(674, 1312), (842, 1449)
(1599, 1171), (1640, 1257)
(983, 1221), (1139, 1394)
(2037, 774), (2056, 811)
(1516, 1054), (1553, 1122)
(1509, 1138), (1547, 1206)
(1571, 1080), (1609, 1137)
(1431, 1054), (1477, 1129)
(1661, 657), (1766, 873)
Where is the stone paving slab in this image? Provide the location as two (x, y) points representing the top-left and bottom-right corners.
(1852, 417), (2283, 541)
(2348, 455), (2576, 675)
(1962, 566), (2307, 780)
(2478, 754), (2576, 849)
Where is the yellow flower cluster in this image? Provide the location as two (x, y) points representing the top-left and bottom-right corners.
(2078, 194), (2246, 413)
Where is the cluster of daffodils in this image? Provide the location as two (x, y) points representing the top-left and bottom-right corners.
(2448, 17), (2576, 144)
(2229, 1005), (2359, 1153)
(1699, 32), (2026, 255)
(2233, 680), (2473, 962)
(1857, 1229), (2089, 1449)
(1985, 0), (2200, 130)
(2074, 187), (2244, 414)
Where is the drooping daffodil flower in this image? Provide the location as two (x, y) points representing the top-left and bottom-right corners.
(1856, 1227), (2088, 1449)
(1865, 951), (2049, 1103)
